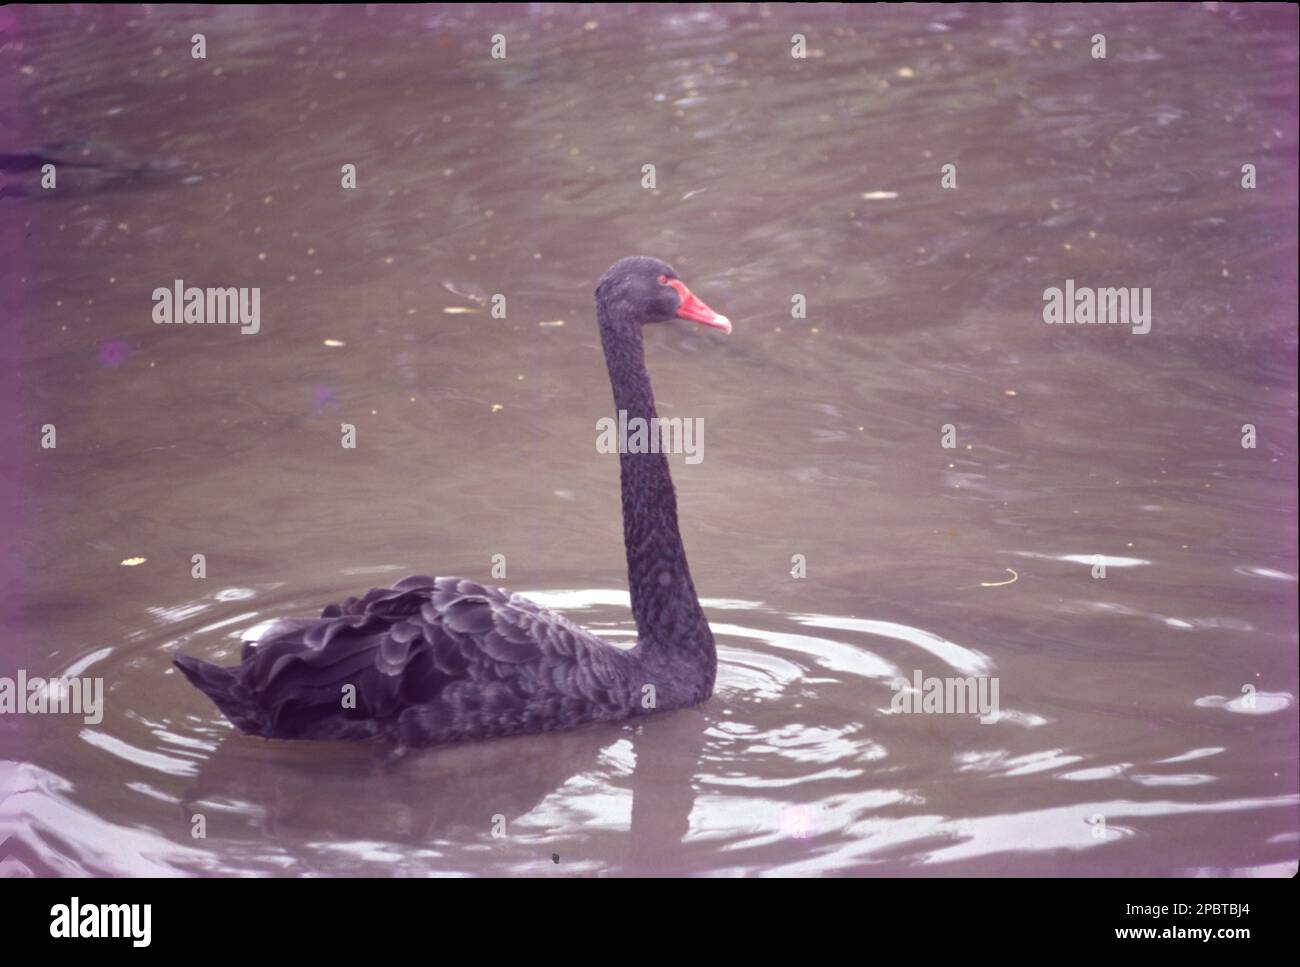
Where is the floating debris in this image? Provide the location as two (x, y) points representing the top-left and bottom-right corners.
(538, 319), (565, 328)
(980, 568), (1019, 588)
(443, 306), (479, 314)
(323, 338), (345, 347)
(120, 557), (147, 567)
(860, 190), (899, 200)
(490, 403), (504, 413)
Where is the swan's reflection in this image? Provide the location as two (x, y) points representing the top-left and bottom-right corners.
(177, 702), (711, 873)
(626, 705), (710, 873)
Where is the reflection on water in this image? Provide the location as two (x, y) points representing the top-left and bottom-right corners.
(2, 4), (1297, 876)
(3, 580), (1296, 876)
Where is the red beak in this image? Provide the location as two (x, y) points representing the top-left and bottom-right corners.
(665, 279), (732, 334)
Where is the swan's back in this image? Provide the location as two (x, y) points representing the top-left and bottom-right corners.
(174, 575), (642, 746)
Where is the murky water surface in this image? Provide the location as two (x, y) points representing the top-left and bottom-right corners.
(1, 4), (1297, 876)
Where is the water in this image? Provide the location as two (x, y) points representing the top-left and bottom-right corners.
(1, 4), (1296, 876)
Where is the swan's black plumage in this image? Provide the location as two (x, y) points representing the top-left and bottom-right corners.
(175, 575), (644, 745)
(174, 256), (728, 747)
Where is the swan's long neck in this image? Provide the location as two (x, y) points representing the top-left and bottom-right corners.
(598, 307), (714, 674)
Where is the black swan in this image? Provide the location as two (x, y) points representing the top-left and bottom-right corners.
(174, 256), (731, 747)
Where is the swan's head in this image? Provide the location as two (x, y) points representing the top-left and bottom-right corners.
(596, 256), (731, 335)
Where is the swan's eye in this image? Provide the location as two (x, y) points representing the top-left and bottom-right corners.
(657, 275), (669, 285)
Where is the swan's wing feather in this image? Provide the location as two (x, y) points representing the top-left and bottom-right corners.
(229, 576), (630, 741)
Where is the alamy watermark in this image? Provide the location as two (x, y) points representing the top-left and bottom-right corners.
(890, 670), (1000, 724)
(0, 671), (103, 725)
(1042, 280), (1150, 334)
(152, 279), (260, 334)
(596, 409), (704, 464)
(49, 898), (150, 947)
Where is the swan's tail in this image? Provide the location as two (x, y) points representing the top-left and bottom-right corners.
(173, 654), (266, 735)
